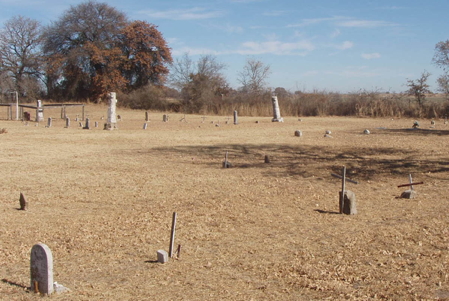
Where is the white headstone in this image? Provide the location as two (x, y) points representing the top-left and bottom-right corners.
(105, 92), (118, 130)
(36, 100), (43, 122)
(271, 96), (284, 122)
(157, 250), (168, 263)
(30, 243), (54, 295)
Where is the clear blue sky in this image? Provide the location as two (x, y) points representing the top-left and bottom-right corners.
(1, 0), (448, 93)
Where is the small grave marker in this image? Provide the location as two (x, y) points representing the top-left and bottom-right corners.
(264, 155), (270, 163)
(143, 123), (148, 130)
(163, 114), (169, 122)
(234, 110), (238, 125)
(19, 192), (28, 210)
(398, 174), (423, 199)
(83, 118), (90, 130)
(294, 130), (302, 137)
(332, 167), (357, 215)
(145, 111), (149, 122)
(157, 250), (168, 263)
(30, 243), (53, 295)
(222, 151), (232, 168)
(65, 117), (70, 128)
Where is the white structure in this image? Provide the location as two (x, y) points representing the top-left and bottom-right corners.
(271, 96), (284, 122)
(36, 100), (44, 122)
(105, 92), (118, 130)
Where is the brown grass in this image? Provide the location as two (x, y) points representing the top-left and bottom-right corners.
(1, 105), (449, 300)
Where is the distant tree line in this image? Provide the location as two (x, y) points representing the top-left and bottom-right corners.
(1, 0), (449, 119)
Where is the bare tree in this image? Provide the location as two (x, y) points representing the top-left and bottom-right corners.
(169, 53), (229, 113)
(168, 53), (194, 91)
(0, 15), (44, 99)
(405, 71), (432, 107)
(433, 41), (449, 72)
(433, 41), (449, 99)
(237, 58), (271, 94)
(436, 74), (449, 99)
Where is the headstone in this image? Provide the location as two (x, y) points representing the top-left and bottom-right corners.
(163, 114), (169, 122)
(400, 190), (417, 199)
(24, 112), (31, 121)
(412, 121), (419, 128)
(340, 190), (357, 215)
(83, 118), (90, 130)
(36, 100), (43, 122)
(105, 92), (118, 130)
(46, 118), (52, 128)
(145, 111), (149, 122)
(337, 166), (357, 215)
(19, 192), (27, 210)
(264, 155), (270, 163)
(399, 174), (421, 199)
(157, 250), (168, 263)
(30, 243), (53, 295)
(325, 130), (331, 135)
(65, 117), (70, 128)
(294, 130), (302, 137)
(143, 123), (148, 130)
(233, 110), (238, 125)
(363, 129), (370, 134)
(95, 121), (98, 128)
(222, 151), (232, 168)
(271, 96), (284, 122)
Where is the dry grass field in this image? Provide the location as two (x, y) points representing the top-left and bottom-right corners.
(1, 104), (449, 300)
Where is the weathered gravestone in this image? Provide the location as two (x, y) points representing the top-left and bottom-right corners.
(46, 118), (52, 128)
(398, 174), (423, 199)
(36, 100), (44, 122)
(30, 243), (53, 295)
(19, 192), (28, 210)
(333, 166), (358, 215)
(83, 118), (90, 130)
(104, 92), (118, 130)
(294, 130), (302, 137)
(340, 190), (357, 215)
(271, 95), (284, 122)
(157, 250), (168, 263)
(233, 110), (238, 125)
(65, 117), (70, 128)
(222, 151), (232, 168)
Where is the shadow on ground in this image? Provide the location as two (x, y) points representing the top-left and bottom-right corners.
(149, 143), (449, 181)
(376, 127), (449, 136)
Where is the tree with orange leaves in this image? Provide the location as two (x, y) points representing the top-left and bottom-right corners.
(43, 1), (172, 102)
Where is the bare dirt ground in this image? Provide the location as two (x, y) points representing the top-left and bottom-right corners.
(1, 105), (449, 300)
